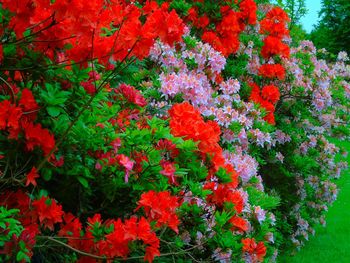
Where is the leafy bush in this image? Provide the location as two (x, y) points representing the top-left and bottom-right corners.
(0, 0), (348, 262)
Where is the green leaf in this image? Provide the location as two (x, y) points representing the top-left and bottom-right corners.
(41, 168), (52, 181)
(47, 106), (61, 117)
(77, 176), (89, 188)
(16, 251), (30, 262)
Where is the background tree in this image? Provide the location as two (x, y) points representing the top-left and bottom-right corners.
(274, 0), (308, 29)
(310, 0), (350, 56)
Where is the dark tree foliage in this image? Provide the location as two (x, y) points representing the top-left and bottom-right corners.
(310, 0), (350, 56)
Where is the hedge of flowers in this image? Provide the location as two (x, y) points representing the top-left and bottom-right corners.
(0, 0), (349, 262)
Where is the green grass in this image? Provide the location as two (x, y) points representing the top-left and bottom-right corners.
(281, 139), (350, 263)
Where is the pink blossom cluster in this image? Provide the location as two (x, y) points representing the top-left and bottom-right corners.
(159, 71), (213, 106)
(224, 149), (258, 183)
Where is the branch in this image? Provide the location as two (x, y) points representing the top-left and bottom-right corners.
(0, 76), (15, 102)
(42, 236), (206, 261)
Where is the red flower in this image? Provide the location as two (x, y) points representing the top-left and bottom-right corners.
(186, 7), (209, 29)
(0, 100), (22, 133)
(124, 217), (160, 262)
(25, 167), (40, 187)
(58, 213), (83, 248)
(260, 19), (289, 38)
(81, 81), (96, 95)
(239, 0), (258, 25)
(261, 36), (290, 59)
(169, 103), (238, 177)
(18, 88), (39, 122)
(261, 85), (280, 104)
(249, 83), (278, 125)
(204, 183), (244, 213)
(156, 139), (179, 158)
(258, 64), (286, 80)
(133, 151), (149, 173)
(137, 190), (180, 233)
(242, 238), (267, 262)
(18, 89), (39, 113)
(264, 112), (276, 125)
(23, 122), (56, 156)
(32, 196), (64, 230)
(265, 7), (290, 23)
(229, 216), (249, 232)
(117, 83), (147, 107)
(102, 216), (160, 262)
(223, 163), (239, 189)
(103, 219), (130, 258)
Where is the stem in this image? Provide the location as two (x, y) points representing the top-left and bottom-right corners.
(0, 76), (15, 101)
(43, 236), (206, 261)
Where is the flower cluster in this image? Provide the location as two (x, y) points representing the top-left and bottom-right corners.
(1, 0), (185, 65)
(0, 89), (55, 156)
(0, 0), (349, 262)
(185, 0), (258, 56)
(137, 190), (180, 233)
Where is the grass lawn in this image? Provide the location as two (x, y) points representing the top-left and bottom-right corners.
(281, 139), (350, 263)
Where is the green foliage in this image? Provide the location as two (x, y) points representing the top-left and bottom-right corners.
(310, 0), (350, 56)
(0, 207), (29, 262)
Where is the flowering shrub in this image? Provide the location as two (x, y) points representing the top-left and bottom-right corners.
(0, 0), (349, 262)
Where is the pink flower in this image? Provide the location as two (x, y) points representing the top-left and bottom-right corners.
(254, 206), (266, 224)
(116, 154), (134, 183)
(110, 138), (121, 152)
(276, 152), (284, 163)
(160, 160), (177, 185)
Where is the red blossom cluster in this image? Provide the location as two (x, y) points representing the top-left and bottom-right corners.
(250, 7), (290, 125)
(156, 139), (179, 159)
(261, 36), (290, 59)
(109, 108), (141, 131)
(137, 190), (181, 233)
(1, 0), (185, 65)
(186, 7), (210, 29)
(0, 191), (63, 259)
(229, 215), (249, 232)
(32, 196), (64, 231)
(199, 0), (257, 56)
(169, 102), (238, 185)
(258, 64), (286, 80)
(133, 151), (149, 173)
(260, 7), (290, 60)
(0, 190), (164, 262)
(80, 71), (101, 95)
(260, 7), (290, 38)
(60, 214), (160, 263)
(0, 88), (55, 156)
(116, 83), (147, 107)
(241, 238), (267, 263)
(250, 82), (280, 124)
(203, 183), (244, 214)
(169, 103), (247, 238)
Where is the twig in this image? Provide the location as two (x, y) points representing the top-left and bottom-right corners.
(0, 76), (15, 101)
(43, 236), (206, 261)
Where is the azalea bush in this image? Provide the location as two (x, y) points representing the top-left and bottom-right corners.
(0, 0), (349, 262)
